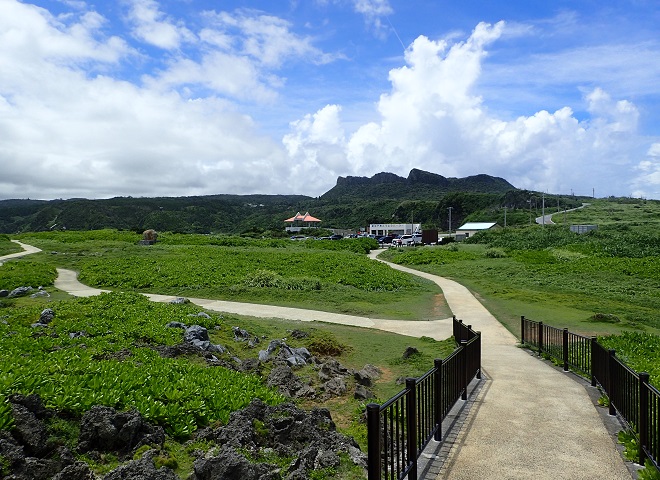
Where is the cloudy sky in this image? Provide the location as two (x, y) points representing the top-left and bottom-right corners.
(1, 0), (660, 200)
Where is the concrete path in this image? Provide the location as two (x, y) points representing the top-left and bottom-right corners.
(3, 243), (631, 478)
(370, 252), (631, 479)
(53, 268), (454, 341)
(0, 240), (42, 265)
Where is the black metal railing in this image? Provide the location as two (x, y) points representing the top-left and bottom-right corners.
(366, 317), (481, 480)
(521, 316), (659, 471)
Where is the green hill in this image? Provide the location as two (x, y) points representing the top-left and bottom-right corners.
(0, 169), (585, 234)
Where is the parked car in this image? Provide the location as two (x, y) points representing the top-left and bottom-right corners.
(397, 234), (422, 246)
(378, 235), (396, 245)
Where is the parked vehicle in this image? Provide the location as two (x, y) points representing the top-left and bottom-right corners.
(378, 235), (396, 245)
(397, 234), (422, 246)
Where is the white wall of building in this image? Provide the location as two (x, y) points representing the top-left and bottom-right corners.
(368, 223), (421, 236)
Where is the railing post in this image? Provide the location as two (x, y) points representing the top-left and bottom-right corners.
(520, 315), (525, 344)
(562, 328), (569, 372)
(460, 340), (468, 401)
(590, 336), (597, 387)
(608, 349), (616, 416)
(476, 332), (482, 380)
(405, 378), (418, 480)
(538, 321), (544, 356)
(366, 403), (381, 480)
(434, 358), (443, 441)
(639, 372), (650, 466)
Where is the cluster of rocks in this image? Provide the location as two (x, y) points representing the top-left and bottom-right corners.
(263, 350), (381, 402)
(192, 398), (367, 480)
(0, 286), (50, 299)
(0, 394), (172, 480)
(1, 394), (366, 480)
(165, 322), (226, 355)
(30, 308), (55, 329)
(162, 314), (382, 402)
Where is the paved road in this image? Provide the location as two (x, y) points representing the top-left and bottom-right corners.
(536, 202), (590, 226)
(2, 242), (631, 478)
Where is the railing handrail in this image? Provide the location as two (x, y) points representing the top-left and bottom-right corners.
(366, 316), (481, 480)
(520, 316), (659, 472)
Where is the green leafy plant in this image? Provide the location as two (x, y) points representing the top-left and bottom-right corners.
(617, 429), (639, 462)
(639, 460), (660, 480)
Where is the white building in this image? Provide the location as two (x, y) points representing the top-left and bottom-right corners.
(368, 223), (421, 237)
(455, 222), (499, 239)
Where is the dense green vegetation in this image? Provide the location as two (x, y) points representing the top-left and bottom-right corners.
(0, 260), (57, 291)
(0, 235), (21, 256)
(0, 293), (283, 438)
(382, 201), (660, 337)
(598, 332), (660, 382)
(3, 197), (660, 477)
(15, 231), (447, 320)
(0, 169), (588, 234)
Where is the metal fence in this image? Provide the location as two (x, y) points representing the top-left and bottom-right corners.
(521, 316), (659, 471)
(366, 317), (481, 480)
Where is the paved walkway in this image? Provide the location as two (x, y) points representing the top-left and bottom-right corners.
(0, 240), (42, 265)
(370, 252), (631, 479)
(2, 243), (632, 478)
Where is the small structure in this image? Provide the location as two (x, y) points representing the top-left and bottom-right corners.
(139, 229), (158, 245)
(285, 212), (322, 233)
(455, 222), (499, 240)
(369, 223), (421, 237)
(570, 224), (598, 234)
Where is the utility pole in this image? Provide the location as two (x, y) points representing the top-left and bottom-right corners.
(447, 207), (453, 237)
(504, 206), (507, 227)
(542, 193), (545, 227)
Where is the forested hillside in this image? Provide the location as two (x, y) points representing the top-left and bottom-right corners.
(0, 169), (586, 234)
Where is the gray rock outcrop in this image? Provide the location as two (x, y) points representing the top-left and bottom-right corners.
(78, 406), (165, 456)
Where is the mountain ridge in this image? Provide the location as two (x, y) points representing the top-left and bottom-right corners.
(0, 169), (527, 234)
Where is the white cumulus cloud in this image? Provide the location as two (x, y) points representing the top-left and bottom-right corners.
(125, 0), (196, 49)
(283, 21), (656, 198)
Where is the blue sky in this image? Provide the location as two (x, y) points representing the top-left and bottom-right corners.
(1, 0), (659, 200)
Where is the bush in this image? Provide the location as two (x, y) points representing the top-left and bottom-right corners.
(484, 247), (506, 258)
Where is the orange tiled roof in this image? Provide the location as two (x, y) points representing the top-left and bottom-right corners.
(284, 211), (321, 222)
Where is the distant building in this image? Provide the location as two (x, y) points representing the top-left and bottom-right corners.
(284, 212), (322, 232)
(368, 223), (421, 237)
(455, 222), (499, 240)
(570, 224), (598, 234)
